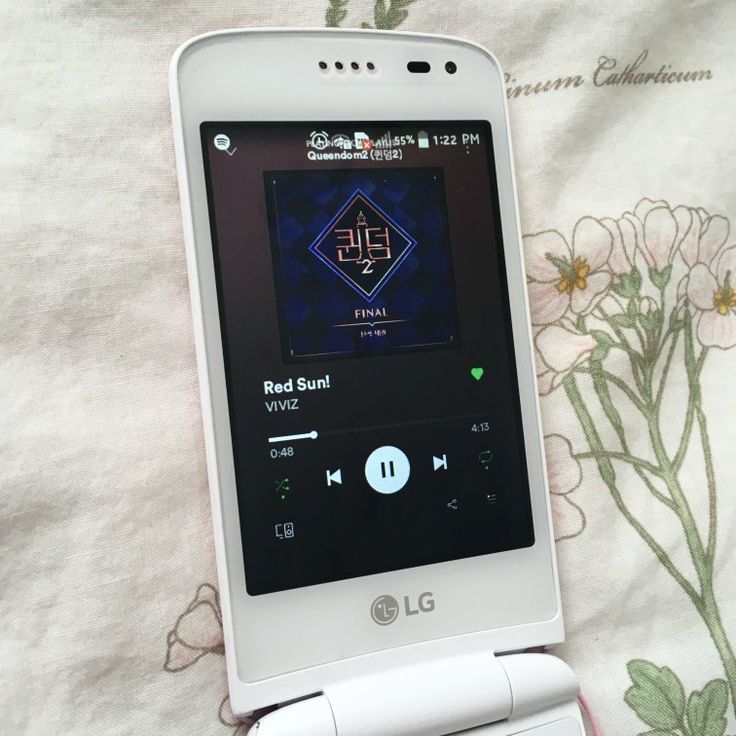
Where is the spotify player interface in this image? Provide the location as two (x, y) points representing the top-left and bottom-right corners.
(201, 122), (534, 595)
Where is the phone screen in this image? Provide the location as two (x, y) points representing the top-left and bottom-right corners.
(200, 122), (534, 595)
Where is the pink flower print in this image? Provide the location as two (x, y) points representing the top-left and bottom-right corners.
(544, 434), (585, 541)
(639, 296), (658, 317)
(551, 494), (586, 542)
(600, 216), (636, 276)
(535, 361), (558, 396)
(219, 695), (272, 735)
(545, 434), (582, 496)
(624, 198), (696, 271)
(679, 211), (730, 269)
(534, 325), (598, 395)
(687, 246), (736, 348)
(164, 583), (224, 672)
(524, 217), (612, 325)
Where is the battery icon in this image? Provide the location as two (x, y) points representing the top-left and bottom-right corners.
(417, 130), (430, 148)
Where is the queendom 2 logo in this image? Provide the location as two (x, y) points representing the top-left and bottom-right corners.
(308, 189), (416, 302)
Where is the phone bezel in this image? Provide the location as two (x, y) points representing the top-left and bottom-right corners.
(170, 28), (562, 716)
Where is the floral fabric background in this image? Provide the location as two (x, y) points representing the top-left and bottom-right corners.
(3, 1), (736, 735)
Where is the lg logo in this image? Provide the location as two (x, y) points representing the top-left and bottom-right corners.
(370, 592), (435, 625)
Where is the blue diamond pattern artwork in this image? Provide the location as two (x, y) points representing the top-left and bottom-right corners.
(265, 167), (460, 361)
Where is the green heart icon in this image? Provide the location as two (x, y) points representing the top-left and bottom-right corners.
(471, 367), (484, 381)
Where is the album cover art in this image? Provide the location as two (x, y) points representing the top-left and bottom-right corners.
(264, 167), (460, 361)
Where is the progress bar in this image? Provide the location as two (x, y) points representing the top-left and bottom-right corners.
(268, 430), (319, 444)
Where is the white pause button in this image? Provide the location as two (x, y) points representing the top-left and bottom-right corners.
(364, 446), (411, 494)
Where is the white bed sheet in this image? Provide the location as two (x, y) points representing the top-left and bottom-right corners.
(3, 2), (736, 734)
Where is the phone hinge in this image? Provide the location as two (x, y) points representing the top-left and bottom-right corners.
(252, 650), (579, 736)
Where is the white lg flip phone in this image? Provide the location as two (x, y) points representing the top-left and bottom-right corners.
(170, 29), (585, 736)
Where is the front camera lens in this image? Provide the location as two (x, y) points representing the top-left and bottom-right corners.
(445, 61), (457, 74)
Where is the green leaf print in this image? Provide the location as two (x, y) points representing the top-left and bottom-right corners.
(361, 0), (417, 29)
(686, 679), (728, 736)
(325, 0), (349, 27)
(625, 660), (686, 731)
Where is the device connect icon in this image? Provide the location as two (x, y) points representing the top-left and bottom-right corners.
(274, 522), (295, 540)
